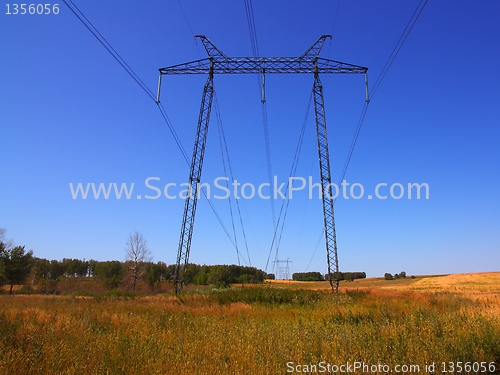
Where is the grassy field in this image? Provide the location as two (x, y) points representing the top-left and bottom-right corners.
(1, 273), (499, 374)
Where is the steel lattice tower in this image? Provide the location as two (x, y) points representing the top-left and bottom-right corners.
(273, 259), (293, 280)
(157, 36), (368, 293)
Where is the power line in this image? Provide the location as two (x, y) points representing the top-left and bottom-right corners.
(330, 0), (342, 36)
(306, 1), (428, 274)
(215, 94), (242, 266)
(326, 0), (342, 60)
(264, 91), (313, 273)
(334, 100), (370, 205)
(214, 93), (252, 266)
(334, 0), (428, 204)
(304, 228), (324, 272)
(156, 104), (189, 163)
(175, 0), (203, 58)
(243, 0), (276, 231)
(243, 0), (260, 58)
(273, 92), (313, 261)
(62, 0), (156, 102)
(161, 98), (238, 251)
(62, 0), (238, 251)
(240, 199), (263, 259)
(294, 154), (316, 257)
(260, 103), (275, 229)
(370, 0), (428, 98)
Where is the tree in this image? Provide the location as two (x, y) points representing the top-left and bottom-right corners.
(342, 272), (366, 281)
(0, 230), (6, 285)
(88, 259), (98, 277)
(0, 228), (13, 250)
(384, 273), (393, 280)
(125, 232), (151, 290)
(61, 258), (88, 278)
(0, 244), (5, 286)
(0, 245), (34, 294)
(146, 262), (169, 287)
(94, 261), (123, 288)
(0, 263), (5, 285)
(34, 258), (51, 283)
(207, 265), (231, 287)
(49, 260), (64, 281)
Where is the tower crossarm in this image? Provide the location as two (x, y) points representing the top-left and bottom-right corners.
(159, 57), (367, 75)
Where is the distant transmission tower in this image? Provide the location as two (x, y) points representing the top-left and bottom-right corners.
(157, 35), (368, 294)
(273, 259), (293, 280)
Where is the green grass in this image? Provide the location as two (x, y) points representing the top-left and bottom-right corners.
(210, 286), (322, 305)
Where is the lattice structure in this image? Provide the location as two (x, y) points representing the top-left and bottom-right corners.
(313, 71), (340, 291)
(158, 36), (368, 293)
(273, 259), (292, 280)
(160, 37), (366, 76)
(173, 69), (214, 294)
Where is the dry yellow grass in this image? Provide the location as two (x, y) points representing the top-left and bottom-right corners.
(263, 277), (419, 290)
(265, 272), (500, 296)
(378, 272), (500, 316)
(383, 272), (500, 296)
(1, 273), (499, 374)
(265, 272), (500, 316)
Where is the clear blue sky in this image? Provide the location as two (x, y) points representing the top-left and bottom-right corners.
(1, 0), (499, 277)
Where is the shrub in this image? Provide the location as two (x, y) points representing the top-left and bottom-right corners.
(212, 287), (321, 305)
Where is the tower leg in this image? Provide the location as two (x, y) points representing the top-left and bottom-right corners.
(313, 71), (340, 292)
(174, 73), (214, 294)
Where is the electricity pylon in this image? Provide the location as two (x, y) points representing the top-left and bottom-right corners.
(157, 36), (368, 293)
(273, 259), (293, 280)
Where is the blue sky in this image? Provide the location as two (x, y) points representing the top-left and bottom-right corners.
(1, 0), (499, 277)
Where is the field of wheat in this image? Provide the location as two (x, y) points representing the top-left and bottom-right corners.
(1, 274), (499, 374)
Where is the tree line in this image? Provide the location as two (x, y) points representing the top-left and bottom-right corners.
(5, 228), (372, 292)
(384, 271), (406, 280)
(34, 260), (265, 288)
(1, 255), (267, 292)
(0, 228), (267, 293)
(182, 263), (265, 287)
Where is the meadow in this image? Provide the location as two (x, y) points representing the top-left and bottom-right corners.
(0, 273), (499, 374)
